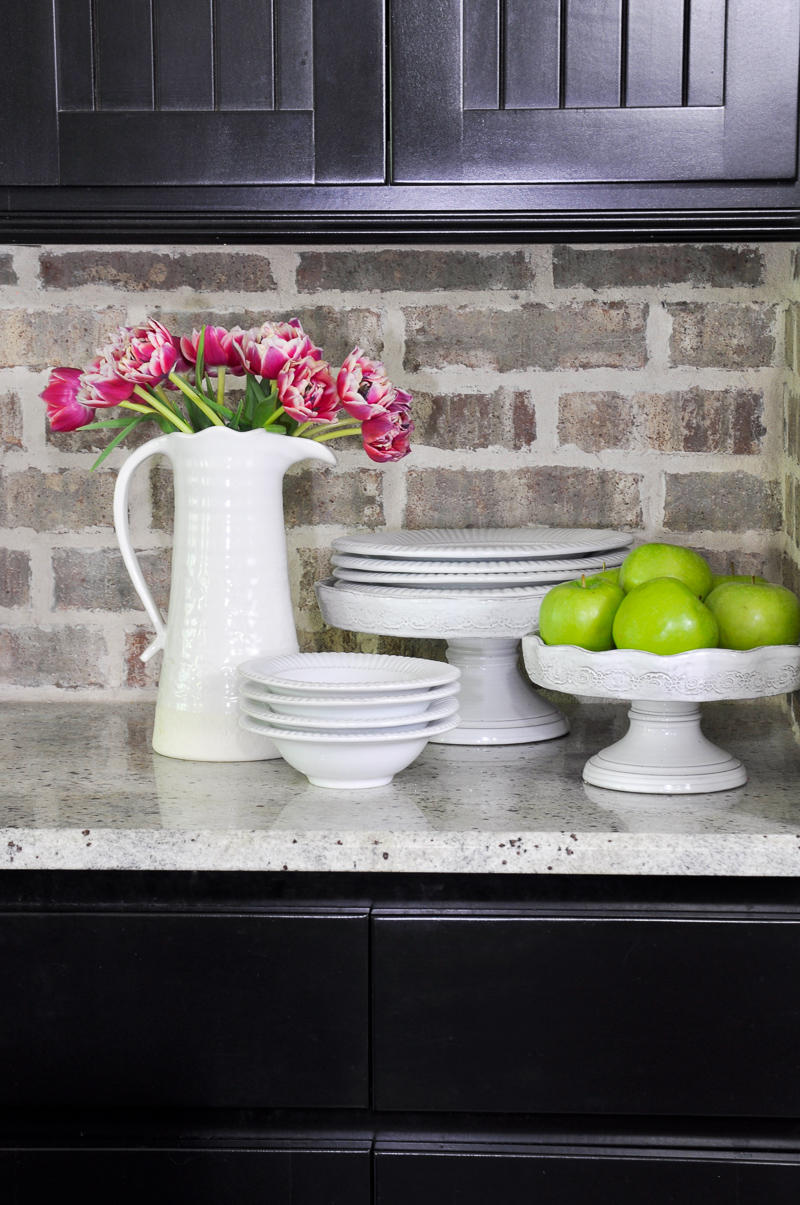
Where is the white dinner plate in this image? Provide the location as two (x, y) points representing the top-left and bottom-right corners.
(332, 527), (633, 561)
(330, 551), (626, 575)
(332, 579), (552, 600)
(238, 651), (460, 693)
(332, 561), (624, 587)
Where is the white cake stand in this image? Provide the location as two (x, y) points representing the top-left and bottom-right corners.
(522, 636), (800, 793)
(316, 579), (568, 745)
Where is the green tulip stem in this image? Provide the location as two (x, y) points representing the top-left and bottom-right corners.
(307, 420), (361, 440)
(310, 428), (363, 444)
(167, 374), (223, 428)
(217, 367), (226, 408)
(262, 406), (286, 428)
(133, 385), (193, 432)
(120, 399), (156, 415)
(154, 384), (179, 413)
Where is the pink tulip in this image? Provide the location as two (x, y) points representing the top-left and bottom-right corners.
(238, 320), (321, 379)
(80, 353), (136, 406)
(361, 405), (413, 463)
(276, 357), (340, 424)
(115, 320), (183, 387)
(336, 348), (393, 420)
(40, 367), (95, 432)
(179, 325), (241, 372)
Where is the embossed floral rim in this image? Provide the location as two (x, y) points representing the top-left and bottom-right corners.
(521, 635), (800, 703)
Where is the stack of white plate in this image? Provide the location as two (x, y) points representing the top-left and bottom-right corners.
(237, 652), (460, 789)
(330, 527), (634, 598)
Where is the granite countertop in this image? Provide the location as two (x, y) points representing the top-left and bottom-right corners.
(1, 700), (800, 876)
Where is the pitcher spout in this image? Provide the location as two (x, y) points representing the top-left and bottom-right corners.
(279, 434), (337, 469)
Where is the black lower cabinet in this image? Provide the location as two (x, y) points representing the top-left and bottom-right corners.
(3, 1148), (370, 1205)
(374, 1149), (800, 1205)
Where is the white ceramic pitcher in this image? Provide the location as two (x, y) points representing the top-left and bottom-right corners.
(114, 426), (336, 761)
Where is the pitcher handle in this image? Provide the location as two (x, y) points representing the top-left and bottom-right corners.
(113, 435), (173, 663)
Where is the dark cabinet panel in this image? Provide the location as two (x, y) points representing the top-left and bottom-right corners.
(376, 1150), (800, 1205)
(3, 1148), (370, 1205)
(391, 0), (800, 183)
(372, 912), (800, 1115)
(2, 0), (385, 187)
(0, 910), (368, 1108)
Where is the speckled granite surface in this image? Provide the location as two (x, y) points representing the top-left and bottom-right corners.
(1, 701), (800, 875)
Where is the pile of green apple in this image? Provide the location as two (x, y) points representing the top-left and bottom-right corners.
(538, 542), (800, 655)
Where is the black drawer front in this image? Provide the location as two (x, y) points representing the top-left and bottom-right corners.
(373, 914), (800, 1115)
(3, 1149), (370, 1205)
(0, 911), (368, 1107)
(375, 1151), (800, 1205)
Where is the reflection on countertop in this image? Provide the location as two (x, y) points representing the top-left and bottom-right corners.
(1, 700), (799, 875)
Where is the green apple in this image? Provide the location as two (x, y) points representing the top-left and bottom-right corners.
(612, 577), (719, 655)
(705, 580), (800, 649)
(618, 543), (713, 600)
(539, 575), (625, 651)
(710, 567), (769, 590)
(591, 566), (620, 585)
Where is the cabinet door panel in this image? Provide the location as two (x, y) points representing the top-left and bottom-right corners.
(376, 1150), (800, 1205)
(391, 0), (800, 183)
(0, 911), (368, 1108)
(3, 1149), (370, 1205)
(1, 0), (386, 186)
(372, 913), (800, 1115)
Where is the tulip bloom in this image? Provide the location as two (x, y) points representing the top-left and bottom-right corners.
(361, 404), (413, 462)
(115, 320), (183, 387)
(80, 353), (136, 407)
(338, 348), (408, 422)
(276, 357), (339, 424)
(40, 367), (94, 431)
(237, 320), (321, 380)
(180, 325), (242, 373)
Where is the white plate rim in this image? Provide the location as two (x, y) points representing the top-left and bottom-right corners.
(238, 680), (461, 707)
(332, 528), (634, 561)
(330, 551), (627, 575)
(239, 713), (462, 743)
(239, 695), (459, 729)
(332, 566), (620, 587)
(331, 579), (551, 600)
(238, 651), (459, 692)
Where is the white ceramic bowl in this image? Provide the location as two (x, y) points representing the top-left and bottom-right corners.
(239, 713), (461, 788)
(240, 694), (459, 731)
(238, 678), (460, 718)
(238, 651), (460, 694)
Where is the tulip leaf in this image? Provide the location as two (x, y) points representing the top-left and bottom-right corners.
(90, 417), (146, 471)
(195, 326), (206, 389)
(252, 399), (274, 428)
(80, 419), (138, 430)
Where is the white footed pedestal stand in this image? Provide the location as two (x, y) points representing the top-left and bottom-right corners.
(523, 637), (800, 793)
(316, 579), (568, 745)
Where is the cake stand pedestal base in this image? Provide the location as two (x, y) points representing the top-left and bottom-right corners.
(428, 638), (570, 746)
(583, 700), (747, 794)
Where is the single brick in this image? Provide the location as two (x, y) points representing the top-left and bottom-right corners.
(0, 625), (108, 688)
(0, 254), (17, 286)
(0, 548), (31, 607)
(412, 388), (536, 450)
(553, 244), (764, 289)
(785, 303), (800, 373)
(0, 391), (23, 449)
(0, 306), (126, 370)
(404, 301), (648, 372)
(637, 388), (765, 455)
(0, 468), (116, 532)
(298, 624), (447, 662)
(783, 553), (800, 598)
(296, 249), (534, 293)
(405, 466), (642, 530)
(52, 547), (171, 612)
(124, 626), (162, 689)
(699, 546), (780, 580)
(155, 306), (382, 365)
(149, 462), (174, 533)
(558, 392), (635, 452)
(787, 388), (800, 464)
(295, 547), (334, 612)
(663, 472), (782, 532)
(667, 303), (776, 368)
(284, 467), (384, 528)
(39, 250), (276, 292)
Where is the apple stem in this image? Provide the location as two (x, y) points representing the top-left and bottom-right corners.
(581, 574), (586, 588)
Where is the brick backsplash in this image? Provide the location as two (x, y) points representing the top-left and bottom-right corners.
(0, 241), (795, 698)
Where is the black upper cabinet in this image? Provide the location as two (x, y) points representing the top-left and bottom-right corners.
(2, 0), (800, 239)
(391, 0), (800, 185)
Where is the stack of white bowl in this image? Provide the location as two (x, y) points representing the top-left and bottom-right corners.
(237, 651), (460, 789)
(329, 527), (634, 597)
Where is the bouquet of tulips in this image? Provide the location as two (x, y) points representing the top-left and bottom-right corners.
(41, 317), (413, 469)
